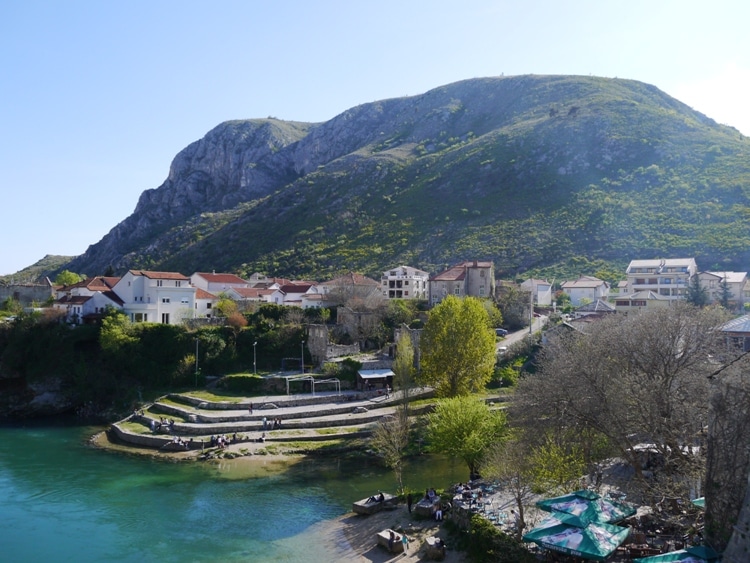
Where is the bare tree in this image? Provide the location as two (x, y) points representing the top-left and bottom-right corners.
(513, 304), (729, 499)
(481, 439), (537, 540)
(370, 410), (410, 493)
(705, 363), (750, 554)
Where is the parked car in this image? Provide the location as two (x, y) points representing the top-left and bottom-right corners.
(495, 328), (508, 337)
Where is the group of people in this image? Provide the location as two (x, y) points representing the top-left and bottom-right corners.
(210, 434), (234, 448)
(387, 529), (409, 553)
(149, 417), (175, 434)
(170, 436), (190, 449)
(261, 417), (282, 430)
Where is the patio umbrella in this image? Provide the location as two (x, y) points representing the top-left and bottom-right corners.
(536, 489), (636, 524)
(523, 512), (631, 561)
(633, 545), (719, 562)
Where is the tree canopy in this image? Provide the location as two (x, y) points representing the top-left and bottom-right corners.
(418, 295), (497, 396)
(512, 303), (729, 492)
(427, 395), (507, 477)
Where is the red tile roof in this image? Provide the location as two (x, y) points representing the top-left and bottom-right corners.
(194, 272), (248, 285)
(195, 288), (217, 299)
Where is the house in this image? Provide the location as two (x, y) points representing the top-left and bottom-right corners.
(573, 299), (616, 318)
(560, 275), (609, 306)
(720, 314), (750, 351)
(113, 270), (196, 325)
(317, 273), (382, 306)
(275, 284), (317, 307)
(696, 271), (747, 309)
(380, 266), (429, 300)
(521, 278), (553, 306)
(428, 261), (495, 305)
(194, 288), (219, 318)
(190, 272), (250, 293)
(624, 258), (697, 300)
(612, 290), (672, 312)
(225, 287), (276, 307)
(53, 276), (123, 324)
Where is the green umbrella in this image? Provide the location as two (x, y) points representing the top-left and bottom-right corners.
(633, 545), (719, 562)
(523, 512), (630, 561)
(536, 489), (636, 524)
(690, 497), (705, 509)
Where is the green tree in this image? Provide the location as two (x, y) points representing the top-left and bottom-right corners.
(480, 298), (504, 328)
(427, 395), (508, 478)
(392, 331), (416, 409)
(718, 276), (733, 310)
(99, 309), (137, 356)
(419, 295), (496, 397)
(686, 275), (709, 307)
(54, 270), (83, 286)
(215, 293), (238, 317)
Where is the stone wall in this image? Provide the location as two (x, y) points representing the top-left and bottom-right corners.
(0, 282), (53, 305)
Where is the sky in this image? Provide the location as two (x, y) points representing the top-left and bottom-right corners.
(2, 0), (750, 275)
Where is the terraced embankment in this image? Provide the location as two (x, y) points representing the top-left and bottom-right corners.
(108, 388), (435, 454)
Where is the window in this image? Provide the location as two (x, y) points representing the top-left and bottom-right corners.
(648, 278), (658, 284)
(161, 313), (170, 324)
(162, 297), (171, 303)
(635, 278), (645, 285)
(176, 281), (181, 287)
(479, 286), (485, 296)
(207, 303), (212, 309)
(454, 287), (461, 295)
(480, 270), (485, 277)
(181, 298), (189, 304)
(157, 280), (163, 287)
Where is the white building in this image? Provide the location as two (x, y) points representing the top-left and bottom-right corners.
(190, 272), (250, 293)
(560, 275), (609, 306)
(520, 278), (553, 306)
(53, 276), (123, 324)
(697, 271), (747, 309)
(113, 270), (196, 325)
(381, 265), (429, 300)
(624, 258), (697, 300)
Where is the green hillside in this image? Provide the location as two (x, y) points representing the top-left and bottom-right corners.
(61, 75), (750, 283)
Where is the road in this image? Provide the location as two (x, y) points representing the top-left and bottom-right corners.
(497, 314), (547, 352)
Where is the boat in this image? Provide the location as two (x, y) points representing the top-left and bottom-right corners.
(353, 492), (398, 515)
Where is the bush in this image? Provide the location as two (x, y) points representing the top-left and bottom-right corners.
(219, 374), (265, 393)
(466, 514), (535, 562)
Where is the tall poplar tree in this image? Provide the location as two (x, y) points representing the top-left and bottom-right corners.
(419, 295), (496, 397)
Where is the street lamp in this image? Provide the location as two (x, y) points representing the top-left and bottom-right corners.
(253, 341), (257, 375)
(300, 340), (305, 374)
(194, 338), (199, 388)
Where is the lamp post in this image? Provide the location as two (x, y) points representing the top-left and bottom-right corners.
(194, 338), (199, 388)
(253, 341), (257, 375)
(300, 340), (305, 374)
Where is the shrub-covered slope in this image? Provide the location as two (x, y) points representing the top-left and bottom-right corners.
(62, 75), (750, 281)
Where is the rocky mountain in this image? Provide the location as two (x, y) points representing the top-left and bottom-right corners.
(59, 74), (750, 282)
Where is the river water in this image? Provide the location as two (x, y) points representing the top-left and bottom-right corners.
(0, 420), (466, 562)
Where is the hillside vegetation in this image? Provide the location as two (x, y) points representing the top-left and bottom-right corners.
(50, 75), (750, 282)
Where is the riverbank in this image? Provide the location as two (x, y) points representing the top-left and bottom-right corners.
(314, 504), (470, 562)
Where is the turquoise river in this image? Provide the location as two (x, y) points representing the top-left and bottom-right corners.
(0, 419), (466, 562)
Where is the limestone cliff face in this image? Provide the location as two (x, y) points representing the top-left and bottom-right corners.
(58, 74), (738, 280)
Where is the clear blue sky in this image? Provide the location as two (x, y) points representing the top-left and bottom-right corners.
(2, 0), (749, 275)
